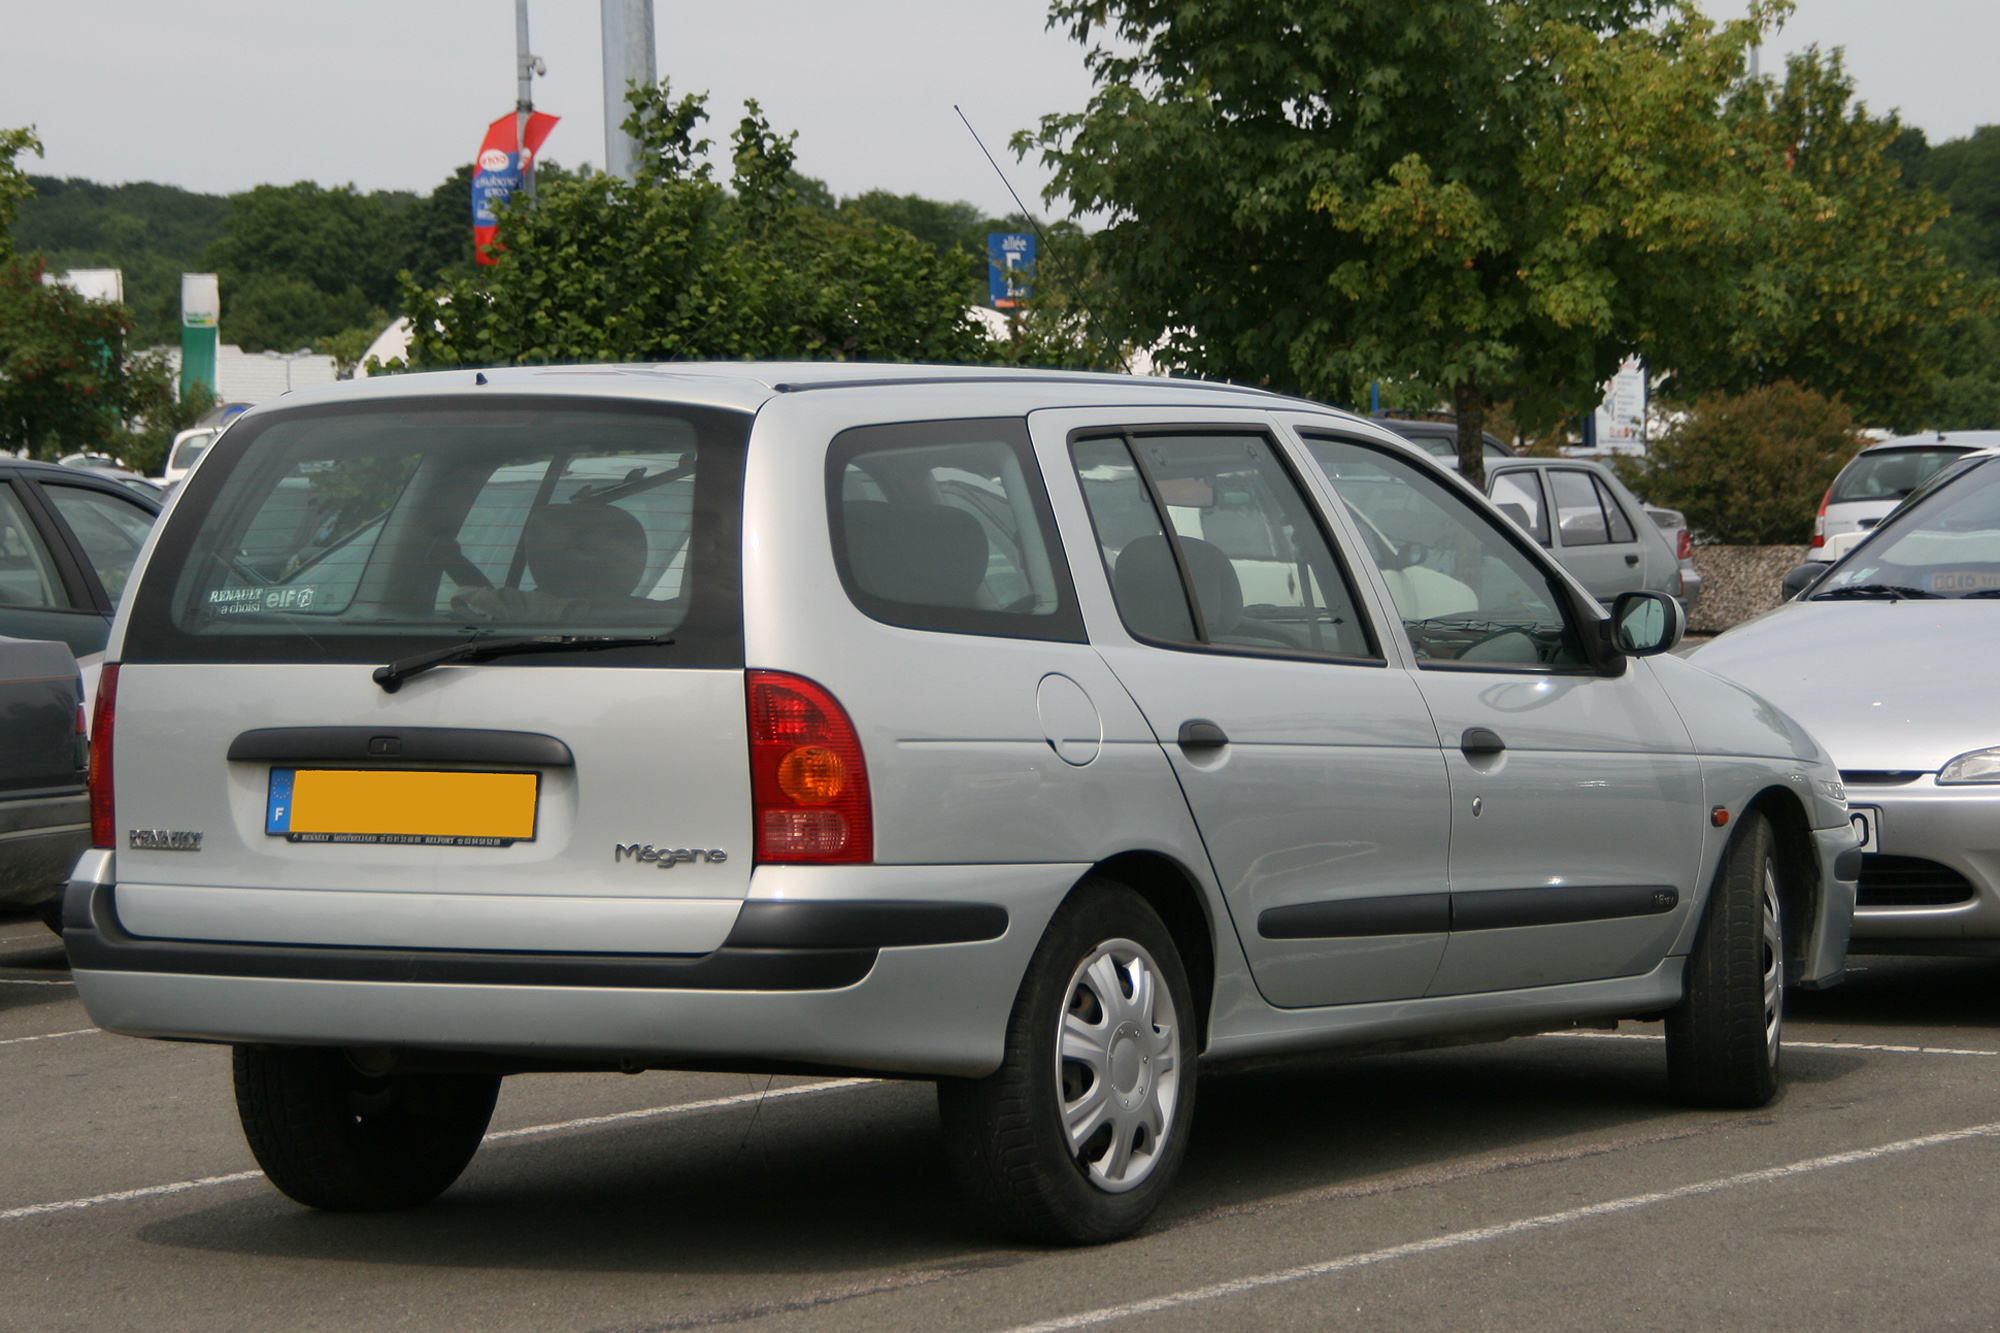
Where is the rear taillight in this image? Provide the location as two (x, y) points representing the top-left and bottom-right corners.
(748, 671), (872, 864)
(89, 664), (118, 849)
(1812, 485), (1831, 548)
(1675, 529), (1692, 561)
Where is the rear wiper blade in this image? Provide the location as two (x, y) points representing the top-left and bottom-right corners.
(373, 633), (674, 693)
(1809, 583), (1942, 601)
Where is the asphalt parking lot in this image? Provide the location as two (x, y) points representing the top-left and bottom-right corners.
(5, 911), (1998, 1333)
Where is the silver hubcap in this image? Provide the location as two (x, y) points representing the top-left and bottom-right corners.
(1057, 938), (1180, 1194)
(1762, 862), (1785, 1062)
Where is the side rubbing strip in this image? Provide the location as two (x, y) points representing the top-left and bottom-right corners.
(1259, 894), (1450, 940)
(1450, 884), (1680, 931)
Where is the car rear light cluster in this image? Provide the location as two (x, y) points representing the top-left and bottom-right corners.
(1811, 485), (1831, 548)
(1675, 529), (1692, 561)
(89, 664), (118, 849)
(747, 670), (872, 863)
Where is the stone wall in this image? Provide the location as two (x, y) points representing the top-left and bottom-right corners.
(1688, 545), (1810, 633)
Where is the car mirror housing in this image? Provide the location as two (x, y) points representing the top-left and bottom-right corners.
(1781, 562), (1828, 600)
(1610, 590), (1684, 658)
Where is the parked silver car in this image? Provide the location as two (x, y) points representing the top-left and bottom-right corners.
(1481, 458), (1695, 615)
(1694, 450), (2000, 958)
(67, 364), (1853, 1243)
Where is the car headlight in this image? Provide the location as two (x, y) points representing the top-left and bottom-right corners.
(1938, 747), (2000, 785)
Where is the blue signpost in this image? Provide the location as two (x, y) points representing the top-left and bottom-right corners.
(988, 233), (1035, 308)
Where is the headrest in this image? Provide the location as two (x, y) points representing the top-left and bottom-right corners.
(1112, 535), (1242, 640)
(526, 503), (649, 597)
(842, 501), (990, 608)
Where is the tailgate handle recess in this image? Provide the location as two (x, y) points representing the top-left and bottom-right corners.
(228, 726), (574, 767)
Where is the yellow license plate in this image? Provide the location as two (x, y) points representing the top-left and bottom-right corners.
(265, 768), (538, 846)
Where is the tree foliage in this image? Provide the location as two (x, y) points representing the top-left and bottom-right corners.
(1025, 0), (1976, 481)
(1615, 382), (1863, 544)
(399, 83), (990, 368)
(0, 128), (178, 460)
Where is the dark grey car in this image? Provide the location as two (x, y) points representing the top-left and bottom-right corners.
(0, 635), (88, 929)
(0, 458), (163, 657)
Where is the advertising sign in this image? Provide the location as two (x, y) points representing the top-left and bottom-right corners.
(1593, 355), (1648, 453)
(472, 111), (560, 265)
(988, 232), (1035, 308)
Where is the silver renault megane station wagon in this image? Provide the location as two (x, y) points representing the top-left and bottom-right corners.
(67, 364), (1856, 1243)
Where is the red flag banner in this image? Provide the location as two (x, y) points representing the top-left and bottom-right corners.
(471, 111), (559, 265)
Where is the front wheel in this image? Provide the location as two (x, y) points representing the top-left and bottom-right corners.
(233, 1045), (500, 1211)
(938, 880), (1197, 1244)
(1666, 812), (1784, 1108)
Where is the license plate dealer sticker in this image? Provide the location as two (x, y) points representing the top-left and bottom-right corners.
(265, 769), (538, 846)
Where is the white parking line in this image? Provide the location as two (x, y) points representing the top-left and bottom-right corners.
(0, 1028), (96, 1048)
(1545, 1031), (2000, 1058)
(999, 1121), (2000, 1333)
(0, 1076), (875, 1224)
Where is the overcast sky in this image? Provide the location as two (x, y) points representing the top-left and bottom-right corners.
(3, 0), (1996, 219)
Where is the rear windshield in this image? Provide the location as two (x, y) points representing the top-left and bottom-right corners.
(1830, 447), (1971, 504)
(123, 396), (749, 666)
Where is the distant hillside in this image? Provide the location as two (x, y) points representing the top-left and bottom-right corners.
(16, 176), (229, 346)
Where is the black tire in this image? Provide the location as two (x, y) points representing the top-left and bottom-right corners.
(1666, 811), (1784, 1108)
(937, 879), (1197, 1245)
(233, 1045), (500, 1211)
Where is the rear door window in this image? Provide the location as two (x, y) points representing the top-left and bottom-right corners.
(828, 418), (1085, 642)
(1549, 469), (1613, 546)
(122, 397), (748, 667)
(40, 483), (158, 605)
(1071, 431), (1375, 659)
(0, 487), (71, 609)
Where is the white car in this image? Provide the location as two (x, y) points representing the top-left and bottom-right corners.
(1810, 433), (2000, 560)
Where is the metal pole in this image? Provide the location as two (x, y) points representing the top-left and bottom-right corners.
(515, 0), (536, 200)
(602, 0), (657, 180)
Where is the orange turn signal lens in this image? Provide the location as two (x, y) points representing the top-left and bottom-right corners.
(777, 746), (846, 804)
(1711, 806), (1731, 827)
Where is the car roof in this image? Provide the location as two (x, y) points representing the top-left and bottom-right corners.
(0, 457), (164, 507)
(1859, 431), (2000, 454)
(252, 361), (1362, 420)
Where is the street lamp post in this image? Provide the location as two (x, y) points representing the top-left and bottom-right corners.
(515, 0), (546, 200)
(601, 0), (657, 180)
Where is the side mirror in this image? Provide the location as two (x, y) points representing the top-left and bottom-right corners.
(1610, 590), (1685, 657)
(1781, 562), (1828, 600)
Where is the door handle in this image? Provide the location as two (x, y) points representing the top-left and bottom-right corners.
(1178, 719), (1229, 751)
(1460, 727), (1506, 755)
(1625, 553), (1641, 566)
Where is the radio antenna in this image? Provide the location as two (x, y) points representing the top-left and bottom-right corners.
(953, 105), (1124, 371)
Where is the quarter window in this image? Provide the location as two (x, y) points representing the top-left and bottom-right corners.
(1071, 432), (1374, 659)
(1303, 437), (1586, 668)
(828, 419), (1084, 642)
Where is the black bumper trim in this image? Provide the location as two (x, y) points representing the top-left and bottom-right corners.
(723, 899), (1008, 948)
(1257, 885), (1679, 939)
(64, 885), (875, 991)
(1259, 894), (1449, 939)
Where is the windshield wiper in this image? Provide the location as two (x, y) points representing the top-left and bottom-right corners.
(373, 633), (674, 693)
(1810, 583), (1942, 602)
(1958, 587), (2000, 598)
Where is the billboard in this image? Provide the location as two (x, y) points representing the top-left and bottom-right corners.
(988, 232), (1034, 308)
(472, 111), (560, 265)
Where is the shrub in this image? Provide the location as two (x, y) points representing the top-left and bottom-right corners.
(1616, 382), (1864, 545)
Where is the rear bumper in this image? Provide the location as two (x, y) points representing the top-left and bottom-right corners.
(66, 858), (1082, 1078)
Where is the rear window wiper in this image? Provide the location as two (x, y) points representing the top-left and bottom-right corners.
(1810, 583), (1941, 601)
(374, 633), (674, 693)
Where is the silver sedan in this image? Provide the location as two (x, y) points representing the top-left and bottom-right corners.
(1691, 452), (2000, 956)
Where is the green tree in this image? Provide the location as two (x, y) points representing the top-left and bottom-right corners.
(1025, 0), (1975, 483)
(0, 128), (174, 458)
(1615, 382), (1863, 544)
(1666, 48), (1978, 423)
(400, 82), (989, 368)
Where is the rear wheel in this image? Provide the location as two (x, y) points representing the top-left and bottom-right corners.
(233, 1045), (499, 1211)
(938, 880), (1196, 1244)
(1666, 812), (1784, 1108)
